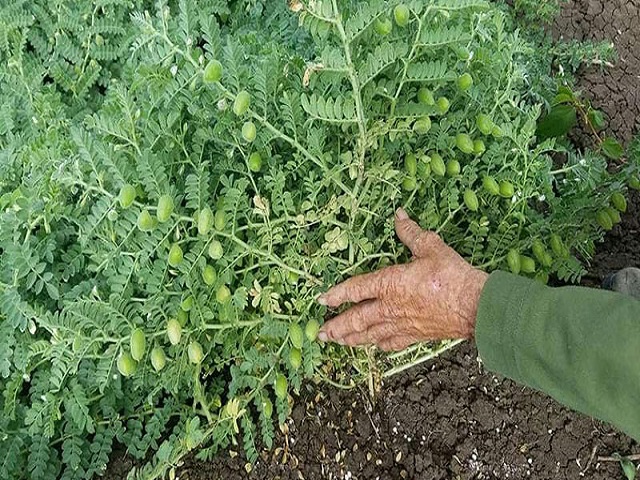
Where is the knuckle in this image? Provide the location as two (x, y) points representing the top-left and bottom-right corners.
(408, 229), (423, 249)
(347, 311), (365, 332)
(341, 279), (360, 298)
(422, 231), (443, 249)
(385, 265), (407, 295)
(379, 300), (400, 319)
(324, 321), (338, 340)
(414, 232), (432, 251)
(368, 323), (390, 343)
(349, 302), (378, 332)
(374, 271), (392, 297)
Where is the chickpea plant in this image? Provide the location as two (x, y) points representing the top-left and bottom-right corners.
(0, 0), (638, 479)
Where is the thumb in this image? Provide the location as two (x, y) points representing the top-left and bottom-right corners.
(394, 208), (441, 258)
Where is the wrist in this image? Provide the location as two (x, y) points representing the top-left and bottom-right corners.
(461, 269), (489, 338)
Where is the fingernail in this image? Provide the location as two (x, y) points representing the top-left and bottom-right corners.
(317, 294), (328, 306)
(318, 331), (328, 342)
(395, 208), (408, 220)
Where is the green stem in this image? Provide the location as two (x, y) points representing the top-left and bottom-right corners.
(383, 340), (465, 378)
(201, 320), (262, 331)
(390, 7), (430, 116)
(387, 343), (422, 360)
(339, 253), (395, 276)
(331, 0), (369, 229)
(436, 206), (463, 235)
(331, 0), (367, 143)
(216, 231), (321, 285)
(315, 368), (357, 390)
(550, 164), (582, 176)
(194, 368), (213, 423)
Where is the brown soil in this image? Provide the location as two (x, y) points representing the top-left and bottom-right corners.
(109, 1), (640, 479)
(551, 0), (640, 145)
(179, 343), (637, 480)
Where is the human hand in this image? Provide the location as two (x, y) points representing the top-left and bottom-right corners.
(317, 208), (488, 351)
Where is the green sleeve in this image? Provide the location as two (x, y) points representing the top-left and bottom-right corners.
(475, 271), (640, 441)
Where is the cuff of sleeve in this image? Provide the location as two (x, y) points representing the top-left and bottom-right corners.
(475, 271), (539, 381)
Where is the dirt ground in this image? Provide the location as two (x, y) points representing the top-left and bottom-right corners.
(179, 341), (638, 480)
(551, 0), (640, 145)
(109, 1), (640, 479)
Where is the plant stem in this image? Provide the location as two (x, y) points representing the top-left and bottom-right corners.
(216, 231), (321, 285)
(382, 340), (465, 378)
(315, 369), (357, 390)
(598, 454), (640, 462)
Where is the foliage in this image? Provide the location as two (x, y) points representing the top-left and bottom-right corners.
(510, 0), (565, 23)
(612, 453), (638, 480)
(536, 85), (624, 161)
(0, 0), (638, 478)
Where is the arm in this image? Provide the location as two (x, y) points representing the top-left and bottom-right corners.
(476, 271), (640, 441)
(318, 209), (640, 441)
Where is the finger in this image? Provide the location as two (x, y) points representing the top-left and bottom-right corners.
(318, 266), (402, 308)
(378, 336), (416, 352)
(340, 322), (398, 347)
(394, 208), (442, 258)
(319, 300), (383, 343)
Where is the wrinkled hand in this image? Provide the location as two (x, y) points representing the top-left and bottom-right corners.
(317, 208), (488, 351)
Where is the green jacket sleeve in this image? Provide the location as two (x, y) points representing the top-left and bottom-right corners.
(475, 271), (640, 442)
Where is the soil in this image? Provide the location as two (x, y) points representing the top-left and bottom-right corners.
(179, 342), (637, 480)
(109, 1), (640, 479)
(551, 0), (640, 145)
